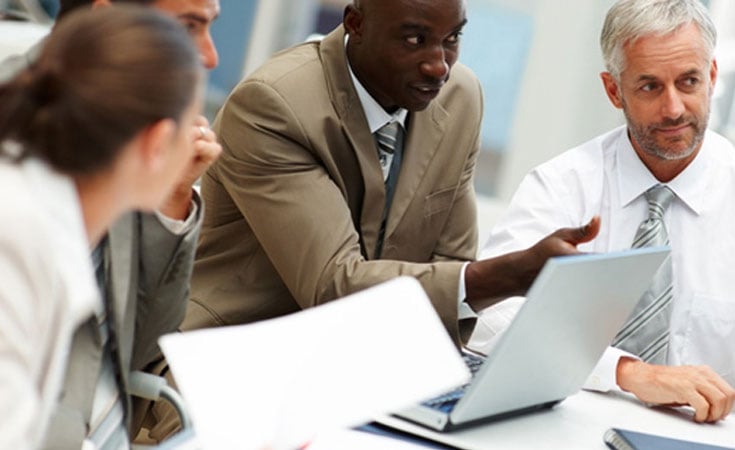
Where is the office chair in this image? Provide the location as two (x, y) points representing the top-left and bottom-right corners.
(129, 371), (194, 449)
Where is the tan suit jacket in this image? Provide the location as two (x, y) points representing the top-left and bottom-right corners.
(188, 26), (483, 341)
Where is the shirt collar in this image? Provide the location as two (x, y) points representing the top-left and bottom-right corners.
(345, 35), (408, 133)
(616, 127), (710, 215)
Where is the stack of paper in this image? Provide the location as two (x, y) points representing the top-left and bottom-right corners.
(159, 277), (469, 450)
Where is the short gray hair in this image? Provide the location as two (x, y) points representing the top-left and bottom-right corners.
(600, 0), (717, 79)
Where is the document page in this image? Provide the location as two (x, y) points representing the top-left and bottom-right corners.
(160, 277), (469, 450)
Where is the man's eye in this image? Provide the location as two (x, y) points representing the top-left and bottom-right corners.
(405, 35), (422, 45)
(446, 31), (462, 44)
(181, 20), (199, 33)
(641, 83), (657, 92)
(682, 77), (699, 87)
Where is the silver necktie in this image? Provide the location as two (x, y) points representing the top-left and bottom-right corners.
(613, 184), (675, 364)
(374, 121), (404, 258)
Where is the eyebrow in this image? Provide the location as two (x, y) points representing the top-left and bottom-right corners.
(399, 18), (468, 34)
(177, 12), (218, 24)
(636, 68), (702, 83)
(678, 68), (703, 78)
(635, 74), (657, 83)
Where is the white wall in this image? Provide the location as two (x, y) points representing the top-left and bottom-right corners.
(710, 0), (735, 142)
(496, 0), (622, 201)
(242, 0), (320, 77)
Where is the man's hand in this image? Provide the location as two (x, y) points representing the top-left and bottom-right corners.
(466, 216), (600, 310)
(158, 115), (223, 220)
(617, 357), (735, 423)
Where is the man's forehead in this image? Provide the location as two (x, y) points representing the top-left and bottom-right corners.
(153, 0), (220, 18)
(362, 0), (466, 28)
(360, 0), (463, 13)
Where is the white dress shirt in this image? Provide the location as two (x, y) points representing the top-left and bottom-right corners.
(479, 125), (735, 390)
(0, 157), (98, 449)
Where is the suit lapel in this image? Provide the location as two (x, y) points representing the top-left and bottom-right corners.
(105, 214), (136, 381)
(320, 27), (385, 258)
(385, 103), (448, 239)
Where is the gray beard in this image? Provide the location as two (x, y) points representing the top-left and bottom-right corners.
(623, 108), (708, 161)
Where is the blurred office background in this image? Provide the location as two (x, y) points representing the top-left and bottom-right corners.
(3, 0), (735, 240)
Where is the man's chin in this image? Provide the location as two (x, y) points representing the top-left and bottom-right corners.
(651, 143), (697, 161)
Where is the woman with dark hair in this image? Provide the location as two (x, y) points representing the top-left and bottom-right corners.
(0, 5), (202, 448)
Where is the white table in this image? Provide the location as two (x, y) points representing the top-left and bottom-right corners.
(158, 390), (734, 449)
(376, 390), (735, 449)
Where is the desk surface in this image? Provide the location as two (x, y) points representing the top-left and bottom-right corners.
(376, 390), (735, 449)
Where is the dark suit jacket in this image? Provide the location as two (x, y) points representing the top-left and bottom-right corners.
(187, 25), (483, 341)
(41, 207), (202, 448)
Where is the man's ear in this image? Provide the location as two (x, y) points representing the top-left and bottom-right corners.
(343, 4), (364, 43)
(601, 72), (623, 109)
(709, 58), (719, 93)
(136, 119), (176, 174)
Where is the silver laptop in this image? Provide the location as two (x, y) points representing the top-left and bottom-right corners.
(394, 246), (670, 431)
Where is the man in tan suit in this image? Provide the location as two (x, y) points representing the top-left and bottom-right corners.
(143, 0), (599, 438)
(184, 0), (599, 342)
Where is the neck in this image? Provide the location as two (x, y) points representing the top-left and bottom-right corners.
(634, 148), (699, 183)
(627, 131), (701, 183)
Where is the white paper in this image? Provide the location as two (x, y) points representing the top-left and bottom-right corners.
(160, 276), (470, 450)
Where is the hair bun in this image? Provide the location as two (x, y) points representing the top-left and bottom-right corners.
(27, 66), (63, 107)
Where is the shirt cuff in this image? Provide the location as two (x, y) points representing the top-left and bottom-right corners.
(154, 199), (198, 235)
(458, 262), (477, 320)
(583, 346), (639, 392)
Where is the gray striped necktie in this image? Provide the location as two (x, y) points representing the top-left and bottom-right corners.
(374, 121), (404, 258)
(90, 241), (130, 449)
(613, 184), (675, 364)
(376, 121), (400, 181)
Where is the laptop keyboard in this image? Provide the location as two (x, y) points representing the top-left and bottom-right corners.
(421, 352), (485, 413)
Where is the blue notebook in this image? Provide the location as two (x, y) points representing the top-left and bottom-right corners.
(604, 428), (735, 450)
